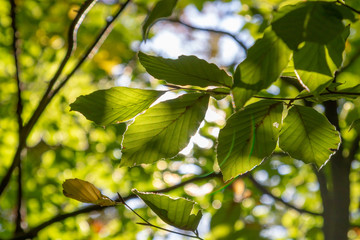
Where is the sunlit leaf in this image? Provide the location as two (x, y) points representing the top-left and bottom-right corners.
(272, 1), (355, 50)
(279, 105), (341, 168)
(138, 52), (232, 88)
(232, 29), (291, 109)
(293, 42), (333, 92)
(132, 189), (202, 231)
(121, 93), (209, 167)
(142, 0), (178, 40)
(326, 25), (350, 68)
(62, 179), (116, 206)
(70, 87), (164, 126)
(217, 100), (283, 181)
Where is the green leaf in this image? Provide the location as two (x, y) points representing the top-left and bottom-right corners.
(132, 189), (202, 231)
(326, 25), (350, 68)
(217, 100), (283, 181)
(272, 1), (355, 50)
(232, 30), (291, 109)
(293, 42), (333, 93)
(293, 26), (350, 93)
(70, 87), (164, 126)
(279, 105), (341, 168)
(138, 52), (232, 88)
(142, 0), (178, 40)
(121, 93), (209, 167)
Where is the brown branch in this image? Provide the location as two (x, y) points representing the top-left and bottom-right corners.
(10, 173), (219, 240)
(248, 174), (322, 216)
(160, 18), (248, 52)
(14, 162), (23, 235)
(22, 0), (98, 141)
(9, 0), (23, 132)
(9, 0), (24, 234)
(0, 0), (98, 198)
(51, 0), (132, 98)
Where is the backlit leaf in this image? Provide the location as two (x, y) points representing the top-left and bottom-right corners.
(121, 93), (209, 167)
(217, 100), (283, 181)
(279, 105), (341, 168)
(62, 179), (116, 206)
(139, 52), (232, 88)
(293, 42), (333, 92)
(142, 0), (178, 40)
(70, 87), (164, 126)
(133, 189), (202, 231)
(272, 1), (355, 50)
(232, 29), (291, 109)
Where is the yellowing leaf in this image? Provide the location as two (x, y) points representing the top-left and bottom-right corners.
(62, 179), (116, 206)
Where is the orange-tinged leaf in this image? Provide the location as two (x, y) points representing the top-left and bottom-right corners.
(62, 179), (116, 206)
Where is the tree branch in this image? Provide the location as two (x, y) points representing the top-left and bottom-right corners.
(9, 0), (25, 233)
(160, 18), (248, 52)
(22, 0), (98, 141)
(336, 0), (360, 14)
(248, 174), (322, 216)
(9, 0), (23, 133)
(253, 90), (360, 101)
(10, 173), (218, 240)
(0, 0), (98, 197)
(15, 162), (23, 234)
(51, 0), (132, 99)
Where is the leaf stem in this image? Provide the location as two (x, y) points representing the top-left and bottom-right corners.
(118, 192), (203, 239)
(248, 174), (322, 216)
(160, 18), (248, 52)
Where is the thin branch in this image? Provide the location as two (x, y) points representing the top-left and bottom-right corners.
(0, 0), (98, 197)
(50, 0), (132, 99)
(248, 174), (322, 216)
(10, 0), (23, 132)
(9, 0), (25, 233)
(10, 173), (217, 240)
(336, 0), (360, 14)
(160, 18), (248, 52)
(22, 0), (98, 141)
(136, 222), (203, 239)
(122, 200), (203, 239)
(253, 90), (360, 101)
(14, 162), (23, 234)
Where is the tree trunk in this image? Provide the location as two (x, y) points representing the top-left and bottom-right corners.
(322, 101), (351, 240)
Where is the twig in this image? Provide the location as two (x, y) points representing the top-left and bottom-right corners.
(253, 90), (360, 101)
(336, 0), (360, 14)
(248, 174), (322, 216)
(121, 198), (203, 239)
(136, 222), (203, 239)
(9, 173), (217, 239)
(0, 0), (98, 197)
(50, 0), (132, 99)
(10, 0), (23, 132)
(22, 0), (98, 141)
(15, 161), (23, 234)
(160, 18), (248, 52)
(9, 0), (24, 233)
